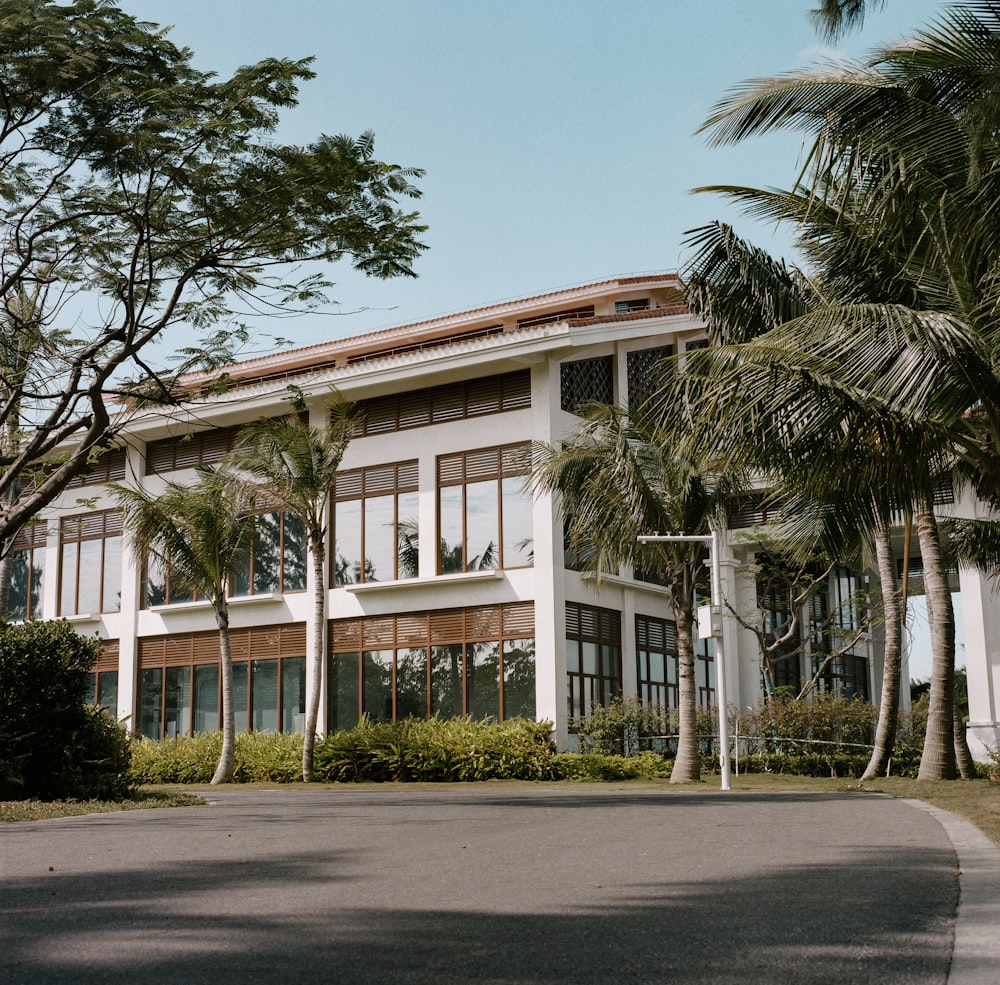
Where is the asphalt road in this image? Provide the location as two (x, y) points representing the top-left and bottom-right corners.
(1, 784), (992, 985)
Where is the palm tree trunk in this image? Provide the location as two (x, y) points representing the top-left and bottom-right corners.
(671, 605), (701, 783)
(953, 695), (977, 779)
(211, 601), (236, 784)
(302, 538), (326, 782)
(915, 508), (956, 780)
(862, 527), (902, 779)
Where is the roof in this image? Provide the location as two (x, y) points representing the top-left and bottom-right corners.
(177, 272), (686, 393)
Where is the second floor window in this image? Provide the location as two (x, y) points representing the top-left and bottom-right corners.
(60, 510), (122, 616)
(437, 444), (532, 574)
(8, 523), (46, 621)
(333, 461), (419, 585)
(145, 511), (307, 606)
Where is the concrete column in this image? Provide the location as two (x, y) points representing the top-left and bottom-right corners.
(960, 563), (1000, 760)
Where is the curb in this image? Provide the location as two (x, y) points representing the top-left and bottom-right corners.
(903, 799), (1000, 985)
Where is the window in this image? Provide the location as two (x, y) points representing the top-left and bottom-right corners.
(696, 636), (716, 708)
(437, 444), (532, 573)
(560, 356), (613, 414)
(232, 512), (307, 596)
(7, 523), (45, 621)
(565, 601), (621, 719)
(329, 603), (535, 730)
(144, 511), (307, 605)
(615, 298), (649, 313)
(86, 639), (119, 715)
(137, 624), (306, 738)
(353, 371), (530, 437)
(626, 345), (672, 409)
(334, 461), (419, 584)
(516, 305), (595, 330)
(636, 614), (678, 709)
(59, 510), (122, 615)
(813, 652), (869, 700)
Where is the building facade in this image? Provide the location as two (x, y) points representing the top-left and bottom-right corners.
(13, 272), (1000, 754)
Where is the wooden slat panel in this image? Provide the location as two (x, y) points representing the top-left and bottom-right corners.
(466, 376), (501, 417)
(398, 390), (431, 430)
(501, 602), (534, 639)
(429, 609), (465, 644)
(395, 613), (428, 648)
(331, 619), (363, 652)
(437, 452), (465, 487)
(465, 606), (500, 641)
(12, 522), (46, 551)
(362, 616), (395, 648)
(501, 370), (531, 410)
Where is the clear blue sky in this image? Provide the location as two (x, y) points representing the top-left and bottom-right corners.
(124, 0), (943, 344)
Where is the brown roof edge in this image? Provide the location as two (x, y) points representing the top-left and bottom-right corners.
(179, 271), (682, 386)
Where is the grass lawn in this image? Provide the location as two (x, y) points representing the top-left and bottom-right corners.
(0, 789), (204, 822)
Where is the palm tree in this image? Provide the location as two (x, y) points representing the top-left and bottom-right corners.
(113, 466), (258, 783)
(229, 393), (354, 782)
(686, 2), (1000, 778)
(533, 400), (739, 783)
(808, 0), (886, 39)
(681, 222), (911, 779)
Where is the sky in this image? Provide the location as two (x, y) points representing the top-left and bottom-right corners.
(123, 0), (944, 346)
(121, 0), (955, 679)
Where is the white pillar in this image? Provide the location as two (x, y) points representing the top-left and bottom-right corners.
(960, 563), (1000, 760)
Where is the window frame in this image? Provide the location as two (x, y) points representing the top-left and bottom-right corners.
(565, 601), (622, 719)
(436, 444), (532, 574)
(328, 603), (535, 729)
(59, 510), (122, 616)
(332, 460), (419, 585)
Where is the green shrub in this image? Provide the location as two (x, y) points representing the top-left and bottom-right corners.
(553, 751), (672, 781)
(0, 620), (131, 800)
(570, 697), (675, 755)
(314, 716), (557, 782)
(130, 731), (304, 784)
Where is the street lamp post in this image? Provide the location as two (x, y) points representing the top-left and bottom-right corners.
(637, 529), (731, 791)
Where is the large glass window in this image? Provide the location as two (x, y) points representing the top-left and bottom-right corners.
(636, 614), (678, 709)
(137, 624), (306, 738)
(437, 445), (532, 573)
(59, 511), (122, 616)
(145, 511), (306, 605)
(566, 602), (622, 718)
(8, 522), (45, 621)
(232, 512), (307, 596)
(86, 640), (120, 716)
(329, 603), (535, 730)
(333, 461), (419, 584)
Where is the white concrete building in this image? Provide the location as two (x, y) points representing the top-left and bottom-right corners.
(9, 272), (999, 754)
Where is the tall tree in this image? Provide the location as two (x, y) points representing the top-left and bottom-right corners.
(0, 0), (425, 557)
(229, 393), (355, 782)
(533, 401), (739, 783)
(113, 467), (257, 783)
(688, 2), (1000, 778)
(680, 222), (910, 779)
